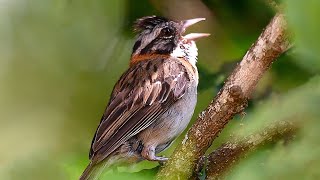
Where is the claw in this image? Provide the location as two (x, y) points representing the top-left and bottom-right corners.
(154, 156), (168, 162)
(141, 145), (168, 163)
(157, 157), (169, 166)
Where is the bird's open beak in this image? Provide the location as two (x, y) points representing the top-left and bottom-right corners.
(181, 18), (210, 41)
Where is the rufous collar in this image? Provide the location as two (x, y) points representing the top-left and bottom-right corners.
(130, 54), (170, 67)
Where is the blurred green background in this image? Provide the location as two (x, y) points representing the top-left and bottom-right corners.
(0, 0), (319, 179)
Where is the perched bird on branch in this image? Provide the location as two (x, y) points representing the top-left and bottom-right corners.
(80, 16), (209, 180)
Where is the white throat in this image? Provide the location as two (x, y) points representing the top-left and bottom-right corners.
(170, 40), (198, 68)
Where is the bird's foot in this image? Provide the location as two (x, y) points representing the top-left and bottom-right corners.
(141, 145), (169, 164)
(157, 156), (168, 166)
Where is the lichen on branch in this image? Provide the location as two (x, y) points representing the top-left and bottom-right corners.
(156, 13), (290, 180)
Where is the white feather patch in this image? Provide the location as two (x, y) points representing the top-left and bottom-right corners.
(170, 41), (198, 68)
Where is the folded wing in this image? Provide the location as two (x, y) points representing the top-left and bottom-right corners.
(89, 57), (190, 163)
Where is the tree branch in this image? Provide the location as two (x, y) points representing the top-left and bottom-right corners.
(206, 120), (297, 180)
(156, 13), (290, 180)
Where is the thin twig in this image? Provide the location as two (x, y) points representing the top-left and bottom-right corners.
(206, 120), (297, 180)
(156, 13), (290, 180)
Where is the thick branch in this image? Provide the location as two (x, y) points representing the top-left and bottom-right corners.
(156, 13), (290, 180)
(206, 120), (297, 180)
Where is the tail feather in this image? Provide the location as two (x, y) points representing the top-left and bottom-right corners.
(80, 161), (109, 180)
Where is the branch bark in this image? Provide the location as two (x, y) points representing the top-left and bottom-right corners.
(206, 120), (297, 180)
(156, 13), (290, 180)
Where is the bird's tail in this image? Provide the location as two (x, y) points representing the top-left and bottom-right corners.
(80, 161), (110, 180)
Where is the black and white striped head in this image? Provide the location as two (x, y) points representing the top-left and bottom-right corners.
(131, 16), (209, 61)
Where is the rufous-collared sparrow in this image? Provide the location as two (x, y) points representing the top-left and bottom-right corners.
(80, 16), (209, 180)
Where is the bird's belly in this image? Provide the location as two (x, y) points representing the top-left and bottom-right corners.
(137, 86), (197, 153)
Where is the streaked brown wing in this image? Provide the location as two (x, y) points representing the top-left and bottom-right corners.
(89, 57), (191, 163)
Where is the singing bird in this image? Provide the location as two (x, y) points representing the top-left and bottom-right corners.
(80, 16), (209, 180)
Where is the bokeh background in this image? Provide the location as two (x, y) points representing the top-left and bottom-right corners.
(0, 0), (319, 179)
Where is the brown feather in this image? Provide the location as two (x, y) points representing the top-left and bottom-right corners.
(89, 56), (194, 164)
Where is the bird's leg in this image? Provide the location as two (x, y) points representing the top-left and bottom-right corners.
(141, 145), (168, 162)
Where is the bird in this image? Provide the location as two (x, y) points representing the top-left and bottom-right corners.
(80, 15), (209, 180)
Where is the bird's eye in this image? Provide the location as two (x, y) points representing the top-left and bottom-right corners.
(160, 28), (173, 38)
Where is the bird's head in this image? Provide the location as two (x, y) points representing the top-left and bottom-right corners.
(131, 16), (209, 66)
